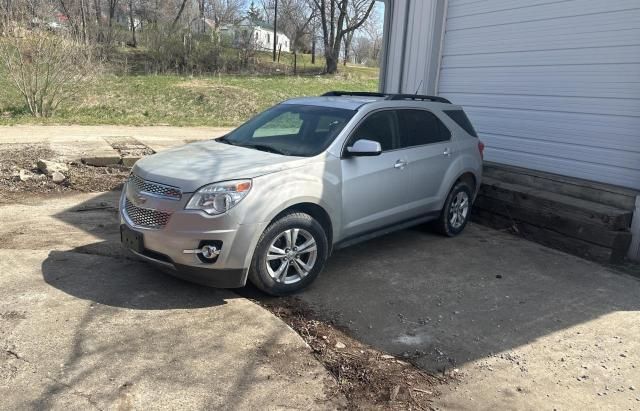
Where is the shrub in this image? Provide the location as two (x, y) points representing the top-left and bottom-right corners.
(0, 29), (98, 117)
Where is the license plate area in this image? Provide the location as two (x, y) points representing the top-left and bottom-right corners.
(120, 225), (144, 253)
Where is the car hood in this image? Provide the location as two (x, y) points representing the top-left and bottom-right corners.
(132, 140), (307, 192)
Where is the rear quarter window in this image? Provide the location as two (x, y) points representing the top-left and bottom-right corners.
(443, 110), (478, 137)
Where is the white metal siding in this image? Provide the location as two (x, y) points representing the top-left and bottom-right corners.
(438, 0), (640, 189)
(382, 0), (443, 94)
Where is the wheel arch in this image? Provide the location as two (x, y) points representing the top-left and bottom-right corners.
(272, 202), (334, 252)
(456, 171), (477, 194)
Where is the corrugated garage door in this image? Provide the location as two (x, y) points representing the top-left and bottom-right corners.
(437, 0), (640, 190)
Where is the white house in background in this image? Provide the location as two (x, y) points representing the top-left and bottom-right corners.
(220, 19), (290, 53)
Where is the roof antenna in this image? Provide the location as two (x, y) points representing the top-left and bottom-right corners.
(415, 80), (423, 96)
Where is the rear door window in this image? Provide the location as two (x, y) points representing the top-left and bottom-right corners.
(397, 110), (451, 148)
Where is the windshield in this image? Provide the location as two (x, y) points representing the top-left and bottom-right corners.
(220, 104), (356, 157)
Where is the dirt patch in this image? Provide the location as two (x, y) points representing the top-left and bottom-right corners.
(176, 80), (248, 92)
(255, 296), (448, 410)
(0, 144), (128, 204)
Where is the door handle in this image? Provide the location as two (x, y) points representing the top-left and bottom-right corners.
(443, 147), (452, 157)
(394, 160), (407, 169)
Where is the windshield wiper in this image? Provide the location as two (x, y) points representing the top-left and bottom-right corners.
(241, 144), (288, 156)
(216, 135), (235, 145)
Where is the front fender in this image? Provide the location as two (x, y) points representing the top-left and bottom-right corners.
(231, 160), (341, 237)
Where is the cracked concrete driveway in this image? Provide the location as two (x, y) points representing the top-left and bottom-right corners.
(2, 186), (639, 410)
(298, 225), (640, 410)
(0, 192), (343, 410)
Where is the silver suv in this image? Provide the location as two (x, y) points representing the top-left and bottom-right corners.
(120, 91), (484, 295)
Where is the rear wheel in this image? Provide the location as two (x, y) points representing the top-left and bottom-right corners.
(435, 181), (473, 237)
(249, 212), (328, 296)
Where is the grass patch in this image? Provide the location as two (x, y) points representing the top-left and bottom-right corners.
(0, 64), (379, 127)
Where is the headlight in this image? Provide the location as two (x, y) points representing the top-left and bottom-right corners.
(186, 180), (252, 215)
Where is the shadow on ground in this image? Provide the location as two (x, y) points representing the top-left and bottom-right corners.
(1, 192), (338, 409)
(42, 246), (231, 310)
(50, 189), (640, 375)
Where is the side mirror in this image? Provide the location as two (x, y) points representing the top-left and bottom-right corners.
(346, 139), (382, 157)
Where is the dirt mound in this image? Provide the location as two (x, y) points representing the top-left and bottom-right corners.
(0, 144), (128, 204)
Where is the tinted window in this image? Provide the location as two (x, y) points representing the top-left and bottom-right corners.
(224, 104), (355, 157)
(397, 110), (451, 148)
(443, 109), (478, 137)
(349, 111), (397, 151)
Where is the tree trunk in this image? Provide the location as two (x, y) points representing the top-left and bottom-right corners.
(108, 0), (116, 44)
(94, 0), (101, 23)
(199, 0), (205, 34)
(325, 32), (343, 74)
(343, 39), (349, 66)
(172, 0), (188, 29)
(325, 53), (338, 74)
(128, 0), (136, 46)
(293, 51), (297, 74)
(343, 31), (354, 66)
(311, 38), (316, 64)
(80, 0), (87, 44)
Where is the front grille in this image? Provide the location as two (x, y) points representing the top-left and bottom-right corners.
(128, 174), (182, 200)
(124, 199), (171, 229)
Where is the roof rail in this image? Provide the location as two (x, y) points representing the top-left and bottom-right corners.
(322, 91), (388, 98)
(321, 91), (451, 104)
(388, 94), (451, 104)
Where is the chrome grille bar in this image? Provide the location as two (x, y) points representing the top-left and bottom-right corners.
(128, 174), (182, 200)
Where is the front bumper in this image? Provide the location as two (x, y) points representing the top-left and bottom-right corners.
(119, 188), (266, 288)
(128, 247), (247, 288)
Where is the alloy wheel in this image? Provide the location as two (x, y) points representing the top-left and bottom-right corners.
(266, 228), (318, 285)
(449, 191), (470, 229)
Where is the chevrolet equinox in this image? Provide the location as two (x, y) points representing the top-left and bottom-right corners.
(120, 91), (484, 295)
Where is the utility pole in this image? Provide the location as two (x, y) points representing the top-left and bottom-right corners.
(272, 0), (278, 62)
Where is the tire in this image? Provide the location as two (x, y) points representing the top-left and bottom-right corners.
(435, 180), (474, 237)
(249, 212), (329, 296)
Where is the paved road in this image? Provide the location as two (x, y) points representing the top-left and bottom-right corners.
(0, 192), (343, 410)
(0, 125), (233, 162)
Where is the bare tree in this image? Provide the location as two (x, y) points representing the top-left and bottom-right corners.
(346, 2), (382, 65)
(1, 0), (13, 31)
(278, 0), (315, 50)
(311, 0), (375, 73)
(0, 30), (97, 117)
(171, 0), (188, 28)
(208, 0), (244, 26)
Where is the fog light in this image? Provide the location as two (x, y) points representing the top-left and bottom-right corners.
(201, 245), (219, 259)
(183, 240), (223, 264)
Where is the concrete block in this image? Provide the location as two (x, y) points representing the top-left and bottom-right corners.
(82, 155), (122, 167)
(122, 156), (141, 167)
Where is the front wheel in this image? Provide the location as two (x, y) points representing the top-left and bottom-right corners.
(435, 181), (473, 237)
(249, 212), (328, 296)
